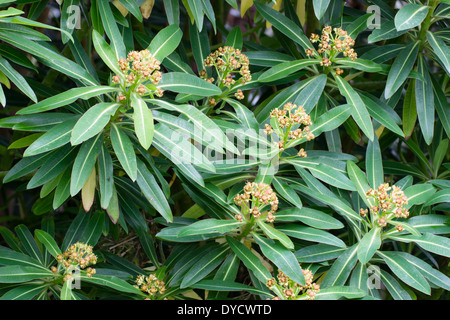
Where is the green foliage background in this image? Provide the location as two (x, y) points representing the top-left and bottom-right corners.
(0, 0), (448, 300)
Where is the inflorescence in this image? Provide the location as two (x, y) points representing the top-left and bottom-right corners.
(266, 269), (320, 300)
(52, 242), (97, 282)
(234, 182), (279, 223)
(113, 49), (164, 101)
(360, 183), (409, 229)
(306, 26), (357, 74)
(201, 46), (251, 104)
(264, 102), (314, 156)
(135, 274), (166, 299)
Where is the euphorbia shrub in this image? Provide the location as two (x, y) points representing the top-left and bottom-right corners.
(0, 0), (449, 301)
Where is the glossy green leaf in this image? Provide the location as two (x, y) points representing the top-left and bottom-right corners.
(148, 24), (183, 62)
(110, 123), (137, 181)
(253, 233), (305, 285)
(70, 133), (103, 196)
(394, 4), (429, 31)
(277, 224), (346, 248)
(357, 228), (381, 264)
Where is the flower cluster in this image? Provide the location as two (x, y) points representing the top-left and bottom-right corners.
(135, 274), (166, 299)
(52, 242), (97, 281)
(306, 26), (357, 72)
(362, 183), (409, 229)
(112, 49), (164, 100)
(264, 102), (314, 155)
(266, 269), (320, 300)
(201, 46), (251, 90)
(234, 182), (278, 223)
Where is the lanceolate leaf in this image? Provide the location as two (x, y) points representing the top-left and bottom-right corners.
(253, 233), (305, 285)
(98, 146), (114, 209)
(0, 56), (36, 102)
(394, 4), (429, 31)
(377, 251), (430, 295)
(366, 135), (383, 189)
(24, 117), (78, 156)
(131, 93), (154, 150)
(148, 24), (183, 62)
(70, 133), (103, 196)
(384, 42), (419, 99)
(259, 59), (320, 83)
(226, 236), (271, 284)
(136, 159), (172, 222)
(17, 86), (120, 115)
(415, 55), (435, 145)
(110, 123), (137, 181)
(321, 244), (358, 287)
(334, 75), (373, 141)
(71, 102), (120, 146)
(254, 2), (311, 51)
(159, 72), (221, 96)
(357, 228), (381, 264)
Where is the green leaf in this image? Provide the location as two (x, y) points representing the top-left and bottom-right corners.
(163, 0), (180, 25)
(427, 31), (450, 75)
(34, 230), (61, 259)
(259, 59), (320, 83)
(256, 220), (294, 250)
(394, 4), (429, 31)
(191, 280), (272, 297)
(368, 21), (408, 43)
(17, 86), (119, 115)
(159, 72), (221, 96)
(24, 118), (78, 156)
(313, 0), (331, 19)
(106, 184), (120, 223)
(71, 102), (120, 146)
(377, 251), (430, 294)
(404, 183), (436, 208)
(98, 0), (126, 59)
(380, 270), (412, 300)
(60, 278), (72, 300)
(276, 207), (344, 230)
(366, 135), (383, 189)
(98, 146), (114, 209)
(415, 55), (434, 145)
(309, 104), (352, 137)
(79, 273), (144, 296)
(136, 159), (172, 222)
(254, 1), (311, 51)
(0, 56), (36, 102)
(225, 26), (243, 50)
(0, 249), (48, 271)
(395, 252), (450, 291)
(110, 123), (137, 181)
(226, 236), (271, 284)
(131, 93), (153, 150)
(295, 244), (346, 263)
(384, 42), (419, 99)
(321, 244), (358, 287)
(187, 0), (204, 31)
(253, 233), (305, 286)
(272, 177), (302, 209)
(92, 29), (122, 75)
(180, 245), (229, 288)
(346, 160), (374, 208)
(70, 133), (103, 196)
(53, 167), (71, 209)
(0, 266), (54, 283)
(78, 211), (105, 246)
(314, 286), (366, 300)
(334, 75), (373, 141)
(0, 284), (46, 300)
(277, 224), (346, 248)
(148, 24), (183, 62)
(119, 0), (143, 21)
(178, 219), (243, 237)
(357, 228), (381, 264)
(14, 224), (43, 264)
